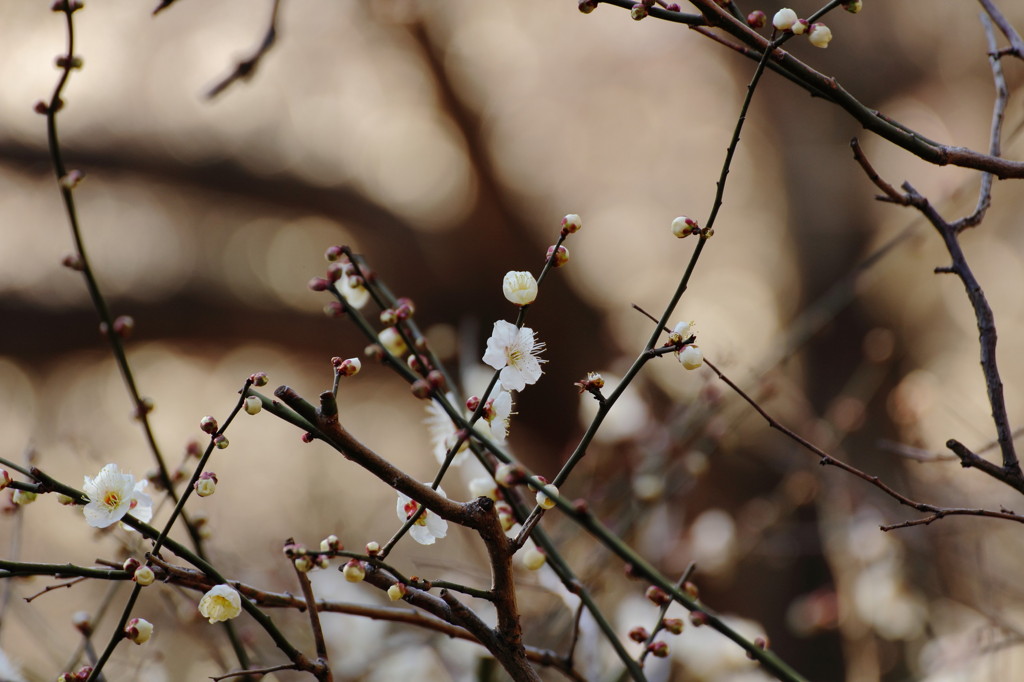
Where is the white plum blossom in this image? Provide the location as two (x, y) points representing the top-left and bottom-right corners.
(808, 23), (832, 48)
(502, 271), (539, 306)
(678, 345), (704, 370)
(82, 463), (153, 529)
(334, 273), (370, 309)
(424, 393), (470, 466)
(397, 486), (449, 545)
(482, 321), (545, 392)
(772, 7), (798, 30)
(198, 584), (242, 624)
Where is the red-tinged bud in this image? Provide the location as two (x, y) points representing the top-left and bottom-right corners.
(648, 641), (669, 658)
(199, 416), (219, 434)
(645, 585), (670, 606)
(747, 10), (766, 27)
(301, 432), (315, 443)
(546, 244), (569, 267)
(123, 557), (142, 573)
(426, 370), (446, 391)
(395, 299), (415, 319)
(249, 371), (269, 387)
(379, 308), (397, 326)
(326, 262), (344, 282)
(324, 301), (345, 317)
(628, 626), (649, 643)
(662, 617), (684, 634)
(308, 277), (329, 292)
(466, 395), (480, 412)
(61, 253), (84, 270)
(578, 0), (597, 13)
(410, 379), (432, 399)
(630, 2), (647, 20)
(690, 611), (707, 626)
(325, 245), (344, 262)
(684, 581), (700, 600)
(113, 315), (134, 338)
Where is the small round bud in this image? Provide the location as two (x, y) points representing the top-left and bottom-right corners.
(578, 0), (597, 13)
(379, 308), (397, 326)
(387, 583), (407, 601)
(665, 3), (680, 10)
(494, 463), (525, 487)
(195, 472), (218, 497)
(325, 245), (344, 262)
(315, 554), (330, 569)
(122, 557), (142, 573)
(395, 301), (415, 320)
(343, 560), (366, 583)
(468, 476), (499, 501)
(324, 301), (345, 318)
(308, 277), (330, 292)
(134, 566), (155, 586)
(546, 244), (570, 267)
(791, 18), (809, 35)
(365, 541), (380, 556)
(662, 617), (684, 635)
(754, 636), (769, 650)
(772, 7), (798, 31)
(684, 581), (700, 600)
(199, 416), (219, 434)
(645, 585), (670, 606)
(535, 483), (558, 510)
(244, 395), (262, 415)
(72, 611), (93, 636)
(301, 432), (316, 443)
(249, 371), (269, 387)
(125, 617), (153, 645)
(337, 357), (361, 377)
(747, 10), (766, 28)
(648, 641), (669, 658)
(59, 169), (85, 190)
(320, 534), (340, 552)
(61, 253), (84, 270)
(466, 395), (481, 412)
(521, 547), (546, 570)
(282, 540), (304, 558)
(0, 469), (10, 491)
(294, 556), (314, 573)
(502, 271), (539, 306)
(678, 345), (703, 370)
(561, 214), (583, 234)
(12, 489), (36, 506)
(689, 611), (708, 626)
(808, 23), (832, 48)
(630, 3), (647, 20)
(628, 626), (649, 643)
(410, 379), (432, 399)
(426, 370), (446, 391)
(379, 327), (408, 357)
(841, 0), (862, 12)
(671, 216), (699, 238)
(213, 435), (229, 450)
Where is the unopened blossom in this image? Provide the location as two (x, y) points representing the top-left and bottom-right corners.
(671, 216), (699, 238)
(468, 476), (499, 501)
(521, 547), (546, 570)
(198, 584), (242, 623)
(791, 18), (809, 34)
(424, 393), (470, 466)
(387, 583), (407, 601)
(334, 273), (370, 309)
(125, 618), (153, 645)
(343, 560), (366, 582)
(243, 395), (262, 415)
(378, 327), (408, 357)
(482, 321), (545, 392)
(536, 483), (558, 510)
(133, 566), (155, 586)
(678, 345), (704, 370)
(396, 486), (449, 545)
(485, 389), (514, 442)
(561, 214), (583, 233)
(808, 23), (832, 48)
(502, 271), (538, 306)
(194, 472), (217, 497)
(82, 463), (153, 529)
(12, 488), (36, 506)
(772, 7), (798, 30)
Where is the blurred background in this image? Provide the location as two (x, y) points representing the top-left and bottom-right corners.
(2, 0), (1024, 680)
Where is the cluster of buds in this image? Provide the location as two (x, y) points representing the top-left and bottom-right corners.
(772, 8), (832, 48)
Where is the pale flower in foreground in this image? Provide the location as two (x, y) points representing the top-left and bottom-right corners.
(502, 271), (539, 306)
(425, 393), (470, 466)
(482, 320), (545, 392)
(397, 486), (449, 545)
(772, 7), (798, 30)
(678, 345), (704, 370)
(199, 584), (242, 624)
(82, 463), (153, 529)
(334, 273), (370, 309)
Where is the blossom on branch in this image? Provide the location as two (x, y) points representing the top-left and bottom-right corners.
(82, 463), (153, 529)
(396, 486), (449, 545)
(502, 271), (538, 306)
(484, 388), (514, 442)
(424, 393), (470, 466)
(198, 584), (242, 624)
(482, 321), (545, 392)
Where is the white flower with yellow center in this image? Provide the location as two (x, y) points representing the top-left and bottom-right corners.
(502, 271), (538, 306)
(198, 584), (243, 624)
(396, 486), (449, 545)
(482, 321), (545, 392)
(82, 463), (153, 529)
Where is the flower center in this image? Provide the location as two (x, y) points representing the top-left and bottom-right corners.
(404, 500), (428, 526)
(102, 491), (122, 510)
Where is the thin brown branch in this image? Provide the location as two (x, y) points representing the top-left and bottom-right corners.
(978, 0), (1024, 57)
(850, 138), (909, 204)
(703, 358), (1024, 526)
(206, 0), (284, 99)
